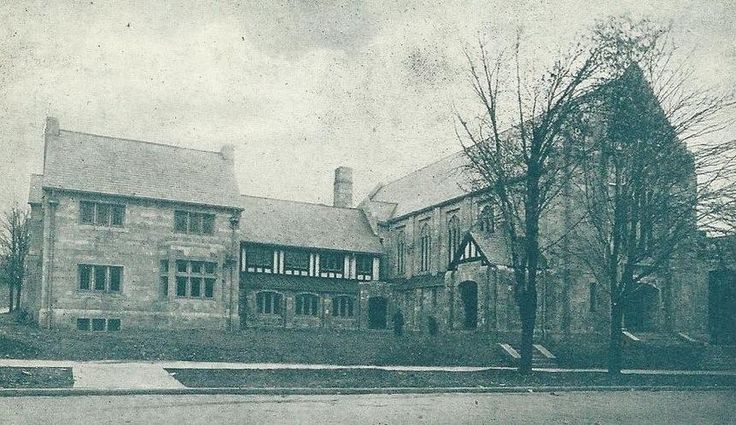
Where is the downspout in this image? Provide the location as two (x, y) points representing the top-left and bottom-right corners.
(46, 196), (58, 329)
(229, 214), (240, 331)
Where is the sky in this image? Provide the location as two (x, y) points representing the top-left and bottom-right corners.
(0, 0), (734, 213)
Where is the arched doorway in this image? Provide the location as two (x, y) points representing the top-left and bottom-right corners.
(368, 297), (388, 329)
(459, 281), (478, 329)
(624, 283), (660, 331)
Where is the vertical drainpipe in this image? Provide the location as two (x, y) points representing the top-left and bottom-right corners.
(229, 214), (240, 331)
(45, 195), (58, 329)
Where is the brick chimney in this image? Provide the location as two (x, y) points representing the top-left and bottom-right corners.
(333, 166), (353, 208)
(220, 144), (234, 161)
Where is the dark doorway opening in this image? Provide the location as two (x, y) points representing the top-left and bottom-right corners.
(392, 311), (404, 335)
(459, 281), (478, 329)
(709, 270), (736, 345)
(624, 283), (660, 331)
(368, 297), (388, 329)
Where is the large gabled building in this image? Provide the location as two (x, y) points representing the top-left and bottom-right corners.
(21, 114), (725, 343)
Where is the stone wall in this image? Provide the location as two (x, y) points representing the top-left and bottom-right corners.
(28, 190), (240, 330)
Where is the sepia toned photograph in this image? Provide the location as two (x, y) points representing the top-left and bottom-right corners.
(0, 1), (734, 423)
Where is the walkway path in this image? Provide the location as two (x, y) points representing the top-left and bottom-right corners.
(1, 358), (734, 390)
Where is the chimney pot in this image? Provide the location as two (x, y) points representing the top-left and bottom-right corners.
(45, 117), (59, 136)
(221, 144), (234, 161)
(333, 166), (353, 208)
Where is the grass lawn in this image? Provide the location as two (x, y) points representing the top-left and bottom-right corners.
(167, 368), (736, 389)
(0, 313), (512, 366)
(0, 367), (73, 388)
(0, 313), (717, 370)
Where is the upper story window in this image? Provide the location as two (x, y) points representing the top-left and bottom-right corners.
(174, 259), (217, 299)
(320, 252), (343, 277)
(396, 229), (406, 275)
(284, 250), (309, 276)
(80, 201), (125, 227)
(447, 215), (461, 265)
(174, 210), (215, 235)
(419, 222), (431, 272)
(245, 245), (274, 273)
(478, 205), (495, 233)
(79, 264), (122, 293)
(160, 260), (169, 298)
(356, 255), (373, 281)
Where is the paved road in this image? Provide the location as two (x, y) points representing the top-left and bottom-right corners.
(3, 390), (735, 424)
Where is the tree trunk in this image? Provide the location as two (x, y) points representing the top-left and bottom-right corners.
(14, 282), (21, 312)
(608, 302), (624, 376)
(518, 290), (538, 374)
(8, 283), (14, 312)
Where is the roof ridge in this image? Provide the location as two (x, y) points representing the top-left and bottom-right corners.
(240, 193), (363, 212)
(59, 129), (224, 156)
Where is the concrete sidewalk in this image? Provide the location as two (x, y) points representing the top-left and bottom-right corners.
(1, 357), (734, 390)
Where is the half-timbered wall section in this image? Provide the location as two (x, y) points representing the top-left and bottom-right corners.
(241, 243), (380, 282)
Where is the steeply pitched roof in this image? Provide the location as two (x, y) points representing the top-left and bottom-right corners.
(240, 195), (383, 254)
(42, 129), (241, 209)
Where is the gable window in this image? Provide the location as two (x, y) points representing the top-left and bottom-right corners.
(332, 296), (354, 318)
(356, 255), (373, 281)
(284, 250), (309, 275)
(447, 215), (461, 265)
(295, 293), (320, 316)
(79, 264), (123, 293)
(80, 201), (125, 227)
(396, 229), (406, 275)
(256, 291), (282, 315)
(420, 222), (431, 272)
(174, 259), (217, 299)
(320, 252), (343, 277)
(245, 245), (274, 272)
(479, 205), (495, 233)
(174, 211), (215, 235)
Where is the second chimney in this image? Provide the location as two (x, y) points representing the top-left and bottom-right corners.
(333, 166), (353, 208)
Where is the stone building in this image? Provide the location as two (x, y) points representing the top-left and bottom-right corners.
(21, 112), (717, 341)
(23, 117), (242, 330)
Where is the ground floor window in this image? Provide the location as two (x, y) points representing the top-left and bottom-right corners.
(257, 291), (283, 315)
(332, 296), (354, 318)
(78, 264), (123, 293)
(174, 259), (217, 299)
(295, 293), (320, 316)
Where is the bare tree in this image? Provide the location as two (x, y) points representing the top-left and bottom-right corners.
(570, 17), (736, 375)
(456, 37), (602, 373)
(0, 204), (30, 312)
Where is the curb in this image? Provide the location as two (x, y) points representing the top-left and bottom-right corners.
(1, 385), (734, 398)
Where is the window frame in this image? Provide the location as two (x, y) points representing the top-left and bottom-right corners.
(79, 201), (126, 227)
(78, 264), (123, 293)
(295, 293), (321, 316)
(319, 252), (343, 276)
(256, 291), (283, 315)
(173, 259), (218, 299)
(284, 249), (310, 275)
(173, 210), (216, 235)
(356, 255), (373, 281)
(396, 229), (406, 275)
(245, 245), (274, 272)
(447, 215), (461, 266)
(331, 296), (355, 318)
(419, 222), (431, 272)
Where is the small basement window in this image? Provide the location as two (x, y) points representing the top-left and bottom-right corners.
(92, 318), (106, 332)
(77, 318), (90, 331)
(107, 319), (121, 331)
